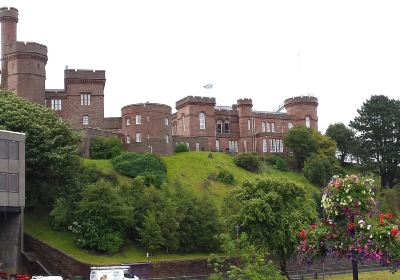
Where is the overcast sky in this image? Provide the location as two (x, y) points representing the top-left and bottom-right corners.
(3, 0), (400, 132)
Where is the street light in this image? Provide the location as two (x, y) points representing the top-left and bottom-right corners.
(235, 224), (240, 268)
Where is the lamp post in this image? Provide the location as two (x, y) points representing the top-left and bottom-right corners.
(235, 224), (241, 268)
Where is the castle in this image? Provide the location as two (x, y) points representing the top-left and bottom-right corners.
(0, 7), (318, 156)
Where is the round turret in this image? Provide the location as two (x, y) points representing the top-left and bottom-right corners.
(121, 103), (173, 155)
(0, 7), (18, 87)
(284, 96), (318, 129)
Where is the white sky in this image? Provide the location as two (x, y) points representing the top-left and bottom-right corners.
(2, 0), (400, 133)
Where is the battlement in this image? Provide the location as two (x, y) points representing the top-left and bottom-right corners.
(284, 95), (318, 107)
(64, 69), (106, 80)
(122, 102), (172, 114)
(176, 96), (216, 109)
(5, 41), (47, 56)
(0, 7), (18, 22)
(237, 98), (253, 106)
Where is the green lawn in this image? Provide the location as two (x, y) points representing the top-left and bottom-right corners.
(317, 270), (400, 279)
(26, 152), (319, 264)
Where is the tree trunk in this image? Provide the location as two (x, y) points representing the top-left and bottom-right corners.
(340, 153), (346, 166)
(352, 258), (358, 280)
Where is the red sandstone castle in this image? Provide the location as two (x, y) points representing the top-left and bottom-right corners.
(0, 7), (318, 156)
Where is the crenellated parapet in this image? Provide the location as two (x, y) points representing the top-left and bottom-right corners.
(64, 69), (106, 85)
(5, 41), (48, 63)
(284, 96), (318, 107)
(0, 7), (18, 23)
(122, 103), (172, 115)
(237, 98), (253, 106)
(176, 96), (216, 109)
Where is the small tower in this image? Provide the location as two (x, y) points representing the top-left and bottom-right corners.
(284, 96), (318, 130)
(237, 98), (254, 152)
(0, 7), (18, 87)
(5, 42), (48, 104)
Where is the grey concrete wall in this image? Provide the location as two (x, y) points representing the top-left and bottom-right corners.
(0, 210), (23, 274)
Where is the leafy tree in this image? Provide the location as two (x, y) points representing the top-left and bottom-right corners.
(326, 123), (356, 165)
(90, 136), (124, 159)
(311, 129), (337, 164)
(303, 153), (333, 186)
(223, 177), (317, 277)
(138, 210), (165, 252)
(0, 90), (81, 207)
(158, 200), (180, 253)
(70, 180), (132, 254)
(283, 126), (318, 168)
(350, 95), (400, 188)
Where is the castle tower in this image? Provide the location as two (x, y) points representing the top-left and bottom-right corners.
(5, 42), (48, 104)
(284, 96), (318, 130)
(0, 7), (18, 87)
(237, 98), (254, 152)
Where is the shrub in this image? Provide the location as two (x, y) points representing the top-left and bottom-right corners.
(175, 143), (189, 153)
(216, 169), (235, 185)
(275, 157), (288, 171)
(50, 197), (73, 230)
(234, 153), (259, 172)
(266, 154), (282, 165)
(303, 154), (333, 186)
(90, 136), (124, 159)
(112, 152), (166, 186)
(79, 164), (118, 185)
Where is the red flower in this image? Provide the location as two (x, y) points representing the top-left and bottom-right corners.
(386, 212), (393, 219)
(390, 227), (399, 237)
(379, 213), (384, 225)
(299, 229), (307, 240)
(347, 223), (355, 231)
(310, 224), (316, 229)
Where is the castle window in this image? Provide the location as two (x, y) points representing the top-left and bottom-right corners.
(0, 173), (6, 191)
(262, 139), (267, 153)
(9, 141), (18, 160)
(147, 134), (150, 139)
(51, 99), (62, 111)
(186, 142), (190, 150)
(136, 115), (142, 125)
(216, 139), (220, 152)
(262, 122), (266, 132)
(182, 114), (186, 131)
(9, 173), (18, 193)
(266, 122), (271, 132)
(224, 120), (230, 133)
(80, 93), (91, 106)
(136, 132), (141, 143)
(216, 120), (222, 133)
(165, 135), (170, 143)
(199, 112), (206, 130)
(126, 135), (131, 144)
(165, 118), (169, 126)
(0, 140), (8, 159)
(147, 116), (150, 122)
(248, 119), (251, 131)
(82, 115), (89, 125)
(228, 140), (238, 153)
(305, 116), (311, 128)
(271, 122), (275, 133)
(195, 143), (200, 151)
(126, 118), (131, 126)
(269, 139), (283, 153)
(244, 140), (247, 153)
(288, 122), (293, 129)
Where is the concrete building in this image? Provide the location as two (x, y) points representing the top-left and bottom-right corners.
(0, 7), (318, 156)
(0, 130), (25, 274)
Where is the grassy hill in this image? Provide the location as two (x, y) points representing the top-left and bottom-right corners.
(25, 151), (319, 264)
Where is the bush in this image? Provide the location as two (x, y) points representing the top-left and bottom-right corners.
(303, 154), (333, 186)
(175, 143), (189, 153)
(216, 169), (235, 185)
(275, 157), (288, 171)
(112, 152), (166, 186)
(79, 164), (118, 185)
(90, 136), (124, 159)
(266, 154), (282, 165)
(234, 153), (259, 172)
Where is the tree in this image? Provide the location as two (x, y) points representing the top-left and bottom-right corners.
(223, 177), (317, 277)
(326, 123), (356, 165)
(283, 126), (318, 168)
(138, 210), (165, 252)
(90, 136), (124, 159)
(297, 175), (400, 280)
(303, 153), (333, 186)
(350, 95), (400, 188)
(158, 200), (180, 254)
(0, 90), (81, 206)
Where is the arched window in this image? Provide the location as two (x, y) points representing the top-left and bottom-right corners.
(288, 122), (293, 129)
(224, 120), (230, 133)
(305, 116), (311, 128)
(199, 112), (206, 130)
(216, 120), (222, 133)
(165, 134), (169, 143)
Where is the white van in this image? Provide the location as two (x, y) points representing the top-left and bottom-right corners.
(90, 266), (139, 280)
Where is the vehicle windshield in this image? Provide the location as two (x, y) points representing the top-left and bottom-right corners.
(123, 270), (133, 279)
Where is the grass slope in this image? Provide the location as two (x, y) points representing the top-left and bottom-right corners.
(25, 152), (318, 264)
